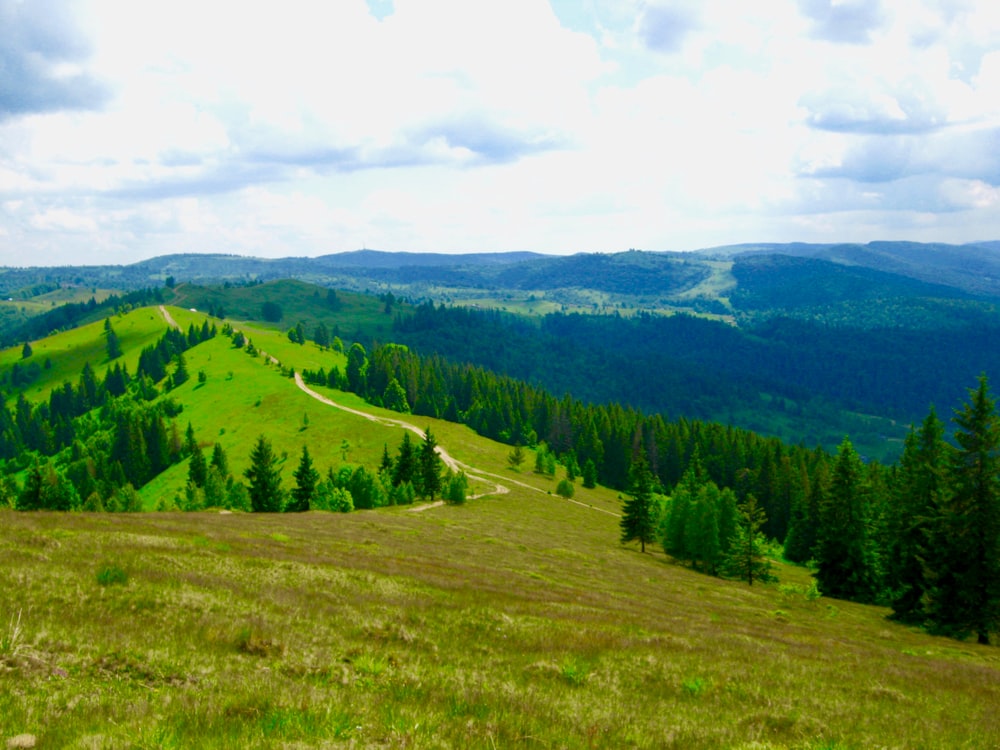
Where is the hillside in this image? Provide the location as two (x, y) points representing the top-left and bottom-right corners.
(1, 295), (1000, 746)
(3, 484), (998, 747)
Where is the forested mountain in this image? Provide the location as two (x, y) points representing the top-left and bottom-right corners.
(3, 241), (1000, 462)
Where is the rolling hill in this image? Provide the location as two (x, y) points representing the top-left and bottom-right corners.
(1, 289), (999, 746)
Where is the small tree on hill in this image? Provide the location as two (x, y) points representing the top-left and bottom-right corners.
(288, 445), (319, 513)
(20, 341), (32, 360)
(419, 427), (443, 500)
(723, 494), (776, 586)
(508, 443), (525, 471)
(620, 453), (656, 553)
(106, 323), (122, 360)
(244, 435), (283, 512)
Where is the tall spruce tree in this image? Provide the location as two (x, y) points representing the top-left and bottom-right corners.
(288, 445), (319, 512)
(187, 444), (208, 488)
(814, 437), (881, 603)
(888, 408), (949, 624)
(925, 376), (1000, 644)
(244, 435), (284, 512)
(685, 483), (722, 573)
(620, 453), (656, 553)
(418, 427), (443, 500)
(392, 432), (418, 487)
(106, 324), (122, 360)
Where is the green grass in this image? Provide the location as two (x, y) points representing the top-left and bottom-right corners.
(0, 307), (168, 404)
(2, 490), (998, 748)
(168, 279), (398, 343)
(2, 303), (999, 746)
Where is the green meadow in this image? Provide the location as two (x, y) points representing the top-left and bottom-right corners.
(1, 302), (999, 748)
(0, 307), (169, 404)
(2, 486), (998, 748)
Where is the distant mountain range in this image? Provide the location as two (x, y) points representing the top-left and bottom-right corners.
(3, 240), (1000, 314)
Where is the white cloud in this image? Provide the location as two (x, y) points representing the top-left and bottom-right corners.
(1, 0), (1000, 265)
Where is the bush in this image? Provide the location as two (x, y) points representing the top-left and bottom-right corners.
(556, 479), (575, 499)
(96, 564), (128, 587)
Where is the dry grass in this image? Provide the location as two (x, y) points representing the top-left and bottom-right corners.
(2, 491), (999, 749)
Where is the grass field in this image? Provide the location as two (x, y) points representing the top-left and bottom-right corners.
(2, 486), (998, 748)
(1, 303), (999, 747)
(0, 307), (169, 405)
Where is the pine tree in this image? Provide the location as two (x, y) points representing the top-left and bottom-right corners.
(662, 461), (701, 560)
(685, 483), (722, 573)
(392, 432), (417, 487)
(814, 437), (881, 603)
(210, 443), (229, 477)
(888, 409), (948, 624)
(21, 341), (32, 360)
(106, 324), (122, 360)
(723, 494), (776, 586)
(288, 445), (319, 512)
(925, 376), (1000, 644)
(187, 444), (208, 488)
(620, 453), (655, 553)
(419, 427), (443, 500)
(244, 435), (284, 512)
(582, 458), (598, 489)
(172, 353), (189, 387)
(508, 442), (526, 471)
(313, 322), (331, 349)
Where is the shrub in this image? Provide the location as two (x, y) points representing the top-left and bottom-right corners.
(96, 564), (128, 587)
(556, 479), (575, 499)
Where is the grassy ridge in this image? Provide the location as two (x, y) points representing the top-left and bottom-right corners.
(0, 307), (168, 404)
(1, 494), (997, 748)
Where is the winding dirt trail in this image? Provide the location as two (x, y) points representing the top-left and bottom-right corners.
(160, 304), (616, 516)
(159, 305), (179, 329)
(294, 373), (508, 503)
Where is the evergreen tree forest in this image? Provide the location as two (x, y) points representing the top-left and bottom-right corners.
(301, 331), (1000, 643)
(0, 322), (218, 511)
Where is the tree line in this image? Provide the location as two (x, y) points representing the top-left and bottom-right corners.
(617, 375), (1000, 644)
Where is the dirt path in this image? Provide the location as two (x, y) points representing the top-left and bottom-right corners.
(294, 374), (508, 503)
(159, 305), (179, 329)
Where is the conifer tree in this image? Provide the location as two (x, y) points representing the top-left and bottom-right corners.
(685, 483), (722, 573)
(172, 353), (189, 387)
(21, 341), (32, 360)
(419, 427), (443, 500)
(662, 460), (702, 560)
(723, 494), (776, 586)
(620, 453), (656, 553)
(288, 445), (319, 512)
(187, 444), (207, 488)
(210, 443), (229, 477)
(814, 437), (881, 603)
(582, 458), (598, 489)
(888, 409), (948, 624)
(244, 435), (284, 512)
(508, 442), (525, 471)
(106, 324), (122, 360)
(392, 432), (417, 487)
(925, 376), (1000, 644)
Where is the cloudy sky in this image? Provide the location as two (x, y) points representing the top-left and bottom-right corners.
(1, 0), (999, 266)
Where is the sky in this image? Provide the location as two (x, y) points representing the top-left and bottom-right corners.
(1, 0), (999, 266)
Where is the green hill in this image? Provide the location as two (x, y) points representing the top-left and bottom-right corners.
(1, 301), (999, 747)
(2, 488), (997, 747)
